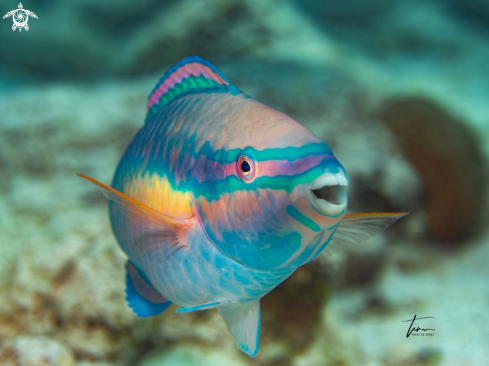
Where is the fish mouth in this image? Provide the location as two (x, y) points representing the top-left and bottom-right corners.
(308, 173), (348, 216)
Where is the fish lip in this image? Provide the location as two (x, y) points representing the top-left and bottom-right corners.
(310, 173), (348, 189)
(307, 173), (348, 215)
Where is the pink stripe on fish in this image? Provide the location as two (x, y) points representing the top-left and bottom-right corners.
(190, 153), (333, 184)
(148, 62), (230, 110)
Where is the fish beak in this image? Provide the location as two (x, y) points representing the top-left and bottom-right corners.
(308, 173), (348, 216)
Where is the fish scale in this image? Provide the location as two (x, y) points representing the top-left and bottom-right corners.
(140, 220), (294, 306)
(79, 56), (407, 357)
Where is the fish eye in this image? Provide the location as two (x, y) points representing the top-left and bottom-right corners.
(237, 155), (255, 181)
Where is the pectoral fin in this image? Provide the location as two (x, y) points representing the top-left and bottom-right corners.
(323, 212), (408, 256)
(77, 174), (193, 257)
(217, 300), (261, 357)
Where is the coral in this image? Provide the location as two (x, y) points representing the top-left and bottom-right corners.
(382, 97), (487, 243)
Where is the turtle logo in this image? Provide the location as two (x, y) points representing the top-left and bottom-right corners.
(3, 3), (37, 32)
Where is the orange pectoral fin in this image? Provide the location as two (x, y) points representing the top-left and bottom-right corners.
(323, 212), (408, 256)
(77, 173), (193, 255)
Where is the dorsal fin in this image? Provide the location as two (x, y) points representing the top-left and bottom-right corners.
(146, 56), (238, 121)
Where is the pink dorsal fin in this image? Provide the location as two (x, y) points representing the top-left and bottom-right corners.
(147, 56), (233, 113)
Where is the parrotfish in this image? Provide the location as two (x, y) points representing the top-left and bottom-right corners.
(79, 56), (406, 357)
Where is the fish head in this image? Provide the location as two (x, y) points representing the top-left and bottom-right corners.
(193, 99), (348, 271)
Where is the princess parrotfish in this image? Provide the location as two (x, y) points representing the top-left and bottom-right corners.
(78, 56), (407, 357)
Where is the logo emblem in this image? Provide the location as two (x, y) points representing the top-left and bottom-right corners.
(402, 315), (435, 338)
(3, 3), (37, 32)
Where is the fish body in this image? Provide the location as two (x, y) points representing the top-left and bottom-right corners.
(79, 57), (406, 357)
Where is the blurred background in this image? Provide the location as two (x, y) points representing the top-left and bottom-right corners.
(1, 0), (488, 365)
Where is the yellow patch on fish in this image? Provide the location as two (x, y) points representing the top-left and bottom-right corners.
(124, 171), (193, 219)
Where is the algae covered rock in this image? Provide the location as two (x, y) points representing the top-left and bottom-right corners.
(1, 0), (324, 79)
(15, 336), (75, 366)
(382, 97), (487, 243)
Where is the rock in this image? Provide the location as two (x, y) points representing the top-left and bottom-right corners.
(120, 0), (340, 76)
(0, 0), (174, 78)
(121, 0), (269, 75)
(445, 0), (489, 32)
(140, 345), (249, 366)
(289, 0), (393, 41)
(261, 261), (331, 353)
(342, 252), (384, 288)
(382, 97), (486, 243)
(14, 336), (75, 366)
(383, 347), (442, 366)
(0, 0), (340, 79)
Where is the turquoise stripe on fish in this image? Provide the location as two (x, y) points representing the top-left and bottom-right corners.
(117, 155), (340, 202)
(286, 206), (321, 232)
(80, 56), (406, 359)
(146, 56), (240, 122)
(77, 57), (406, 361)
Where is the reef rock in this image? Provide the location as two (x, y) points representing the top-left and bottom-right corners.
(382, 97), (487, 243)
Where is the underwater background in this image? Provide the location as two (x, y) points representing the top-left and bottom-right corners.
(1, 0), (488, 365)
